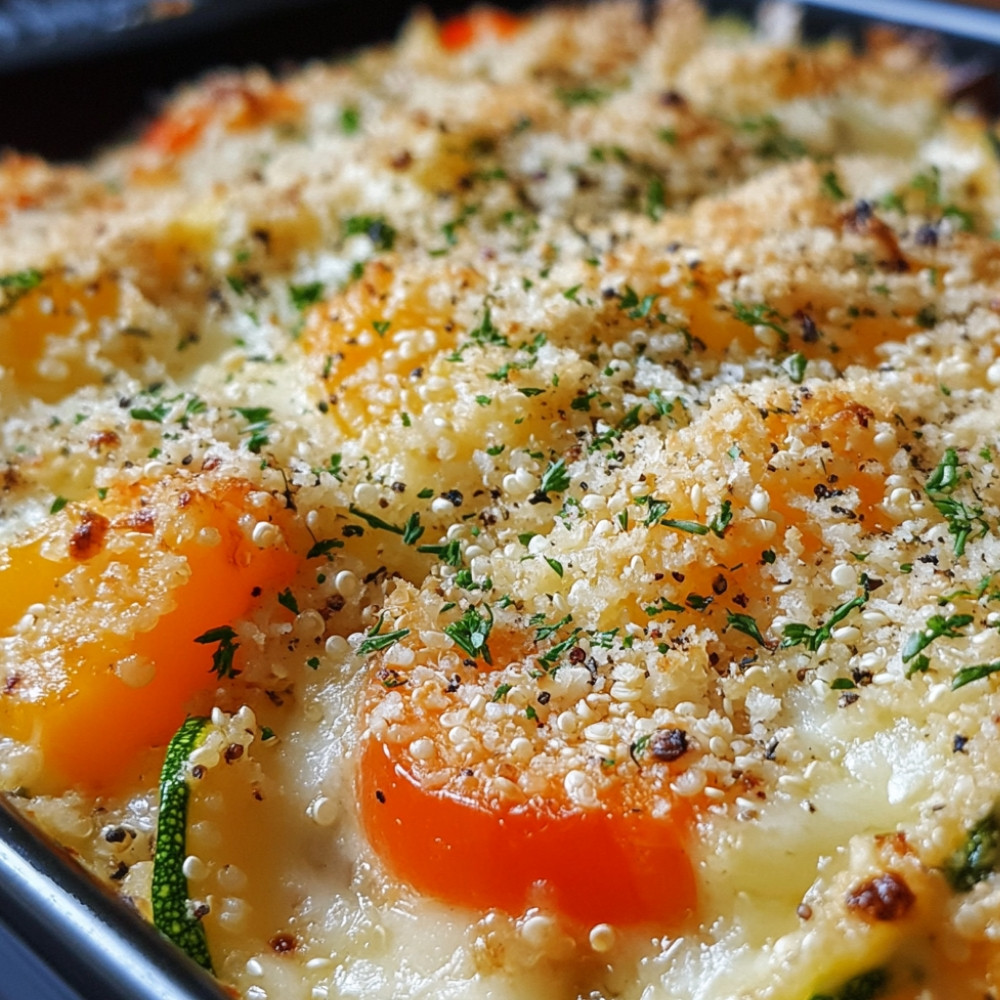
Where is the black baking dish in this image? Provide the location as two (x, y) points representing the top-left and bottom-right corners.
(0, 1), (997, 998)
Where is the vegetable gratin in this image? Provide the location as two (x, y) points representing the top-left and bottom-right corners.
(2, 1), (1000, 997)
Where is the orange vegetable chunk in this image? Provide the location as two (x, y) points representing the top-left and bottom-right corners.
(360, 736), (696, 928)
(439, 8), (523, 50)
(0, 477), (299, 792)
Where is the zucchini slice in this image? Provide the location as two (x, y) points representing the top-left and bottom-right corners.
(151, 715), (213, 972)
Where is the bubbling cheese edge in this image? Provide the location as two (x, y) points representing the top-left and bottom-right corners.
(0, 2), (1000, 999)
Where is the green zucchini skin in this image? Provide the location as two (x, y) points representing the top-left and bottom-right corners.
(151, 715), (214, 972)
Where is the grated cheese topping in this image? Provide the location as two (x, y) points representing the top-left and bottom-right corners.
(1, 2), (1000, 998)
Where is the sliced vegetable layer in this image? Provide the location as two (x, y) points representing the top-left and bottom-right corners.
(152, 715), (213, 971)
(0, 474), (299, 791)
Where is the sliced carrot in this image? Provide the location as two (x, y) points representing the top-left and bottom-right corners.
(439, 8), (524, 51)
(0, 272), (120, 401)
(141, 78), (302, 158)
(359, 735), (695, 928)
(0, 477), (299, 792)
(358, 642), (697, 934)
(142, 105), (215, 157)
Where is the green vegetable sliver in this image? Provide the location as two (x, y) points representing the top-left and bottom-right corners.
(151, 715), (214, 972)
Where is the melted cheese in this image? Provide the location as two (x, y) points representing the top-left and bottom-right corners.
(1, 3), (1000, 998)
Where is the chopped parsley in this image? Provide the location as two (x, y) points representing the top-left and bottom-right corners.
(661, 518), (709, 535)
(289, 282), (324, 310)
(307, 538), (344, 559)
(819, 169), (846, 201)
(348, 504), (424, 544)
(340, 105), (361, 134)
(619, 285), (657, 320)
(782, 351), (807, 384)
(468, 306), (509, 348)
(356, 614), (411, 655)
(809, 967), (888, 1000)
(953, 661), (1000, 690)
(781, 582), (869, 652)
(902, 612), (973, 676)
(725, 611), (769, 647)
(343, 214), (396, 251)
(278, 588), (300, 615)
(944, 806), (1000, 891)
(130, 400), (171, 423)
(539, 458), (571, 495)
(0, 268), (42, 311)
(731, 300), (788, 343)
(491, 683), (512, 703)
(924, 448), (989, 556)
(444, 604), (494, 664)
(556, 84), (610, 106)
(417, 539), (463, 566)
(195, 625), (241, 679)
(645, 597), (684, 617)
(233, 406), (273, 454)
(645, 176), (666, 220)
(708, 500), (733, 538)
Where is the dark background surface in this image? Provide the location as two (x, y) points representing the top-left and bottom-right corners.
(0, 0), (520, 161)
(0, 0), (998, 162)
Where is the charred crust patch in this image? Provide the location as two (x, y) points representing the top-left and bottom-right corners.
(69, 509), (111, 561)
(845, 871), (915, 922)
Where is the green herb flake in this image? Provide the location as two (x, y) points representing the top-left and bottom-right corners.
(945, 807), (1000, 891)
(782, 351), (807, 384)
(130, 400), (170, 423)
(924, 448), (989, 556)
(820, 170), (846, 201)
(808, 967), (889, 1000)
(539, 458), (571, 495)
(619, 285), (657, 320)
(50, 496), (69, 514)
(645, 176), (666, 220)
(731, 300), (789, 343)
(307, 538), (344, 559)
(289, 282), (324, 310)
(278, 588), (300, 615)
(233, 406), (273, 454)
(444, 604), (494, 664)
(356, 615), (411, 656)
(491, 683), (512, 703)
(556, 84), (610, 106)
(0, 268), (42, 297)
(661, 518), (709, 535)
(953, 661), (1000, 690)
(340, 105), (361, 134)
(726, 611), (769, 647)
(195, 625), (241, 679)
(903, 613), (973, 675)
(417, 539), (463, 566)
(781, 583), (870, 652)
(709, 500), (733, 538)
(344, 214), (396, 252)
